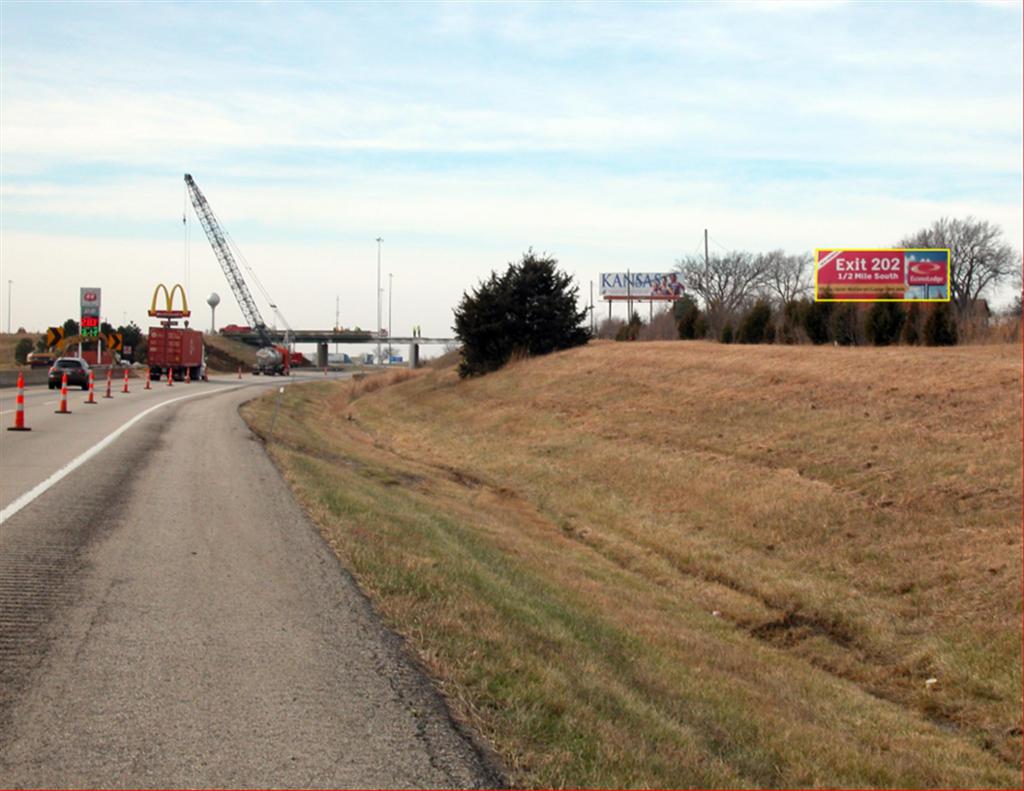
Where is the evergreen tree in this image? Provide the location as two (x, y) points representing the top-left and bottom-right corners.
(801, 295), (833, 344)
(737, 300), (773, 344)
(901, 303), (921, 345)
(14, 338), (33, 364)
(615, 312), (643, 342)
(830, 303), (859, 346)
(865, 302), (905, 346)
(923, 302), (958, 346)
(454, 250), (589, 378)
(674, 295), (702, 340)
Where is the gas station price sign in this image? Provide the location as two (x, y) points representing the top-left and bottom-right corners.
(80, 287), (101, 337)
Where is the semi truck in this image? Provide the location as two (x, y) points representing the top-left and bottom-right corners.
(148, 326), (206, 381)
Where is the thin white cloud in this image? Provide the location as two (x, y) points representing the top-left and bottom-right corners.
(1, 0), (1020, 333)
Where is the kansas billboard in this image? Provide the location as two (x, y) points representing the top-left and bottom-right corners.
(600, 272), (685, 301)
(815, 249), (950, 302)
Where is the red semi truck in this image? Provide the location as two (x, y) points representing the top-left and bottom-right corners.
(148, 327), (206, 381)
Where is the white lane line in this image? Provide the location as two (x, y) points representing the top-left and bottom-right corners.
(1, 400), (57, 415)
(0, 385), (243, 524)
(0, 402), (57, 415)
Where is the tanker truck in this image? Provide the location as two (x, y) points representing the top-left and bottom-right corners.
(253, 344), (290, 376)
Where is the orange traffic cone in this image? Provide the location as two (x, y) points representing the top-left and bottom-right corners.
(122, 368), (130, 394)
(104, 368), (114, 398)
(7, 371), (31, 431)
(55, 372), (72, 414)
(185, 366), (191, 384)
(145, 368), (151, 390)
(167, 368), (173, 387)
(85, 370), (97, 404)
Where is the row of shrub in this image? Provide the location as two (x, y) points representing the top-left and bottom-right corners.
(673, 297), (960, 346)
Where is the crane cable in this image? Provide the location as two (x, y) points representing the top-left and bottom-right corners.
(184, 176), (291, 337)
(182, 182), (190, 292)
(222, 226), (293, 333)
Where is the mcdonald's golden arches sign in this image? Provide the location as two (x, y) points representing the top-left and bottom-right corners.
(149, 283), (191, 318)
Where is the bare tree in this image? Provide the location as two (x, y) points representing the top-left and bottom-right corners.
(757, 250), (812, 306)
(899, 217), (1021, 316)
(676, 251), (769, 332)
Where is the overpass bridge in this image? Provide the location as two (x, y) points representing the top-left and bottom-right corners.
(223, 330), (454, 346)
(221, 330), (456, 367)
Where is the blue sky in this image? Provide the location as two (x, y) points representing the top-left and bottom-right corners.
(2, 0), (1021, 339)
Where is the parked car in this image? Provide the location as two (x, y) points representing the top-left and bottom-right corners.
(26, 351), (55, 368)
(48, 357), (90, 390)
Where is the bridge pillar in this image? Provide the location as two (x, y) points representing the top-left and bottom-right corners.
(316, 342), (328, 368)
(409, 343), (419, 369)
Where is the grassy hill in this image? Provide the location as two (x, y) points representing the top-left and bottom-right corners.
(203, 332), (258, 371)
(242, 340), (1022, 788)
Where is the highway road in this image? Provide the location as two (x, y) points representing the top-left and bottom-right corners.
(0, 372), (500, 788)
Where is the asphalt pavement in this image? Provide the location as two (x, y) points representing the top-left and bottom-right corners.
(0, 372), (501, 788)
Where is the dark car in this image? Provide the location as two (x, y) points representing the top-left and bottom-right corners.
(48, 357), (90, 390)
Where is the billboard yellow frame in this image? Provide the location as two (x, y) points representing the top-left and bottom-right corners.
(814, 248), (951, 303)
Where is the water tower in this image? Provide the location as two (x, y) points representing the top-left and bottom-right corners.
(207, 292), (221, 333)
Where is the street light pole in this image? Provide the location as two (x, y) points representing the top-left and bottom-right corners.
(375, 237), (382, 366)
(388, 272), (393, 364)
(6, 280), (11, 334)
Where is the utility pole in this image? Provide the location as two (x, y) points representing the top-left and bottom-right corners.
(375, 237), (383, 366)
(335, 294), (340, 354)
(589, 280), (594, 334)
(6, 280), (10, 334)
(388, 272), (393, 364)
(704, 228), (710, 268)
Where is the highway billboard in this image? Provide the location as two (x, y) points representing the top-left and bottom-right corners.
(815, 249), (950, 302)
(600, 272), (685, 301)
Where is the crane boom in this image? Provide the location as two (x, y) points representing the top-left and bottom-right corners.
(184, 173), (273, 347)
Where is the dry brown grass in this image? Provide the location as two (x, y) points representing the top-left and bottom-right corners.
(960, 316), (1022, 345)
(426, 347), (462, 370)
(242, 340), (1022, 788)
(348, 367), (421, 399)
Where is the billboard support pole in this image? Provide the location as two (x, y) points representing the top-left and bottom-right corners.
(627, 269), (631, 321)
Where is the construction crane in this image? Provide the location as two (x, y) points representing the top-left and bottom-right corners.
(184, 173), (291, 375)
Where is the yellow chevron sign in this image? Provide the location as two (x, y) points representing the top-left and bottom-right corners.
(46, 326), (65, 348)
